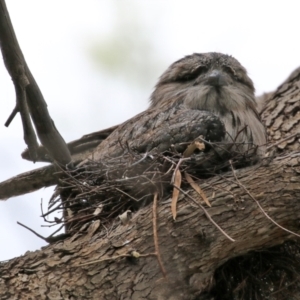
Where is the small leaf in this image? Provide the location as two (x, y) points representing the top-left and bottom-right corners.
(93, 204), (103, 216)
(118, 210), (132, 225)
(171, 169), (182, 220)
(183, 139), (205, 157)
(184, 172), (211, 207)
(87, 220), (101, 237)
(131, 251), (140, 258)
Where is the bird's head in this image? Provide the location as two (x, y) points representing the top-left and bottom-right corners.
(150, 52), (257, 116)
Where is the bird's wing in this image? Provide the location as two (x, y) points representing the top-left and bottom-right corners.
(89, 106), (226, 163)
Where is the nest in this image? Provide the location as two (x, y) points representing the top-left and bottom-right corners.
(43, 139), (258, 234)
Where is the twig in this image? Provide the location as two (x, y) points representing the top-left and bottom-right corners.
(171, 157), (190, 184)
(172, 185), (235, 242)
(17, 221), (47, 241)
(152, 193), (167, 278)
(131, 152), (149, 166)
(48, 224), (65, 238)
(4, 104), (18, 127)
(41, 202), (63, 218)
(171, 158), (182, 184)
(229, 160), (300, 238)
(115, 187), (139, 202)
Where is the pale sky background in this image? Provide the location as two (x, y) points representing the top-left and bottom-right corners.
(0, 1), (299, 260)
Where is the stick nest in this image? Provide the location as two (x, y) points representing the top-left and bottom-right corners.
(44, 140), (256, 234)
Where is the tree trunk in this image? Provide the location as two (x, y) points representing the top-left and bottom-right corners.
(1, 68), (300, 299)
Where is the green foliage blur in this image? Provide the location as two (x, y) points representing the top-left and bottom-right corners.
(88, 2), (164, 89)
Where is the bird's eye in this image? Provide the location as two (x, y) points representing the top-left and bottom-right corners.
(223, 65), (236, 77)
(177, 66), (207, 82)
(223, 65), (253, 89)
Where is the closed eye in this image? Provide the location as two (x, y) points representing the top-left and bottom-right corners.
(223, 65), (236, 77)
(223, 65), (253, 89)
(177, 66), (207, 82)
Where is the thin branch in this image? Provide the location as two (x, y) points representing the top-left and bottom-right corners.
(173, 185), (235, 242)
(4, 104), (18, 127)
(17, 221), (47, 241)
(115, 187), (139, 202)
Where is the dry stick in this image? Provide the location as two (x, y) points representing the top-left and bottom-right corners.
(152, 193), (167, 278)
(4, 104), (18, 127)
(22, 221), (70, 243)
(229, 160), (300, 238)
(171, 159), (184, 182)
(115, 187), (139, 202)
(172, 185), (235, 242)
(41, 199), (63, 221)
(163, 155), (190, 184)
(17, 221), (47, 241)
(47, 224), (65, 237)
(131, 152), (150, 166)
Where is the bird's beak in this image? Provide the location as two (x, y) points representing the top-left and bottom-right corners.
(206, 70), (228, 87)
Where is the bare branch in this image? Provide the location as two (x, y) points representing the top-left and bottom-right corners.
(0, 165), (57, 200)
(0, 0), (71, 165)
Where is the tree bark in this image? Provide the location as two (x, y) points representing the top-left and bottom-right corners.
(1, 67), (300, 299)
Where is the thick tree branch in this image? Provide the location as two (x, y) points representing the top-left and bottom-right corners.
(0, 153), (299, 299)
(0, 165), (57, 200)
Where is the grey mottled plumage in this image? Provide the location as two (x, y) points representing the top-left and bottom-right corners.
(86, 52), (266, 164)
(151, 52), (266, 157)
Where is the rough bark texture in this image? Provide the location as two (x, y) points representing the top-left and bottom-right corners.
(1, 67), (300, 299)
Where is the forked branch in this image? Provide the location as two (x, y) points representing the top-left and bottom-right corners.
(0, 0), (71, 165)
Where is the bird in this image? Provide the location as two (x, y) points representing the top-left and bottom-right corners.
(87, 52), (266, 166)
